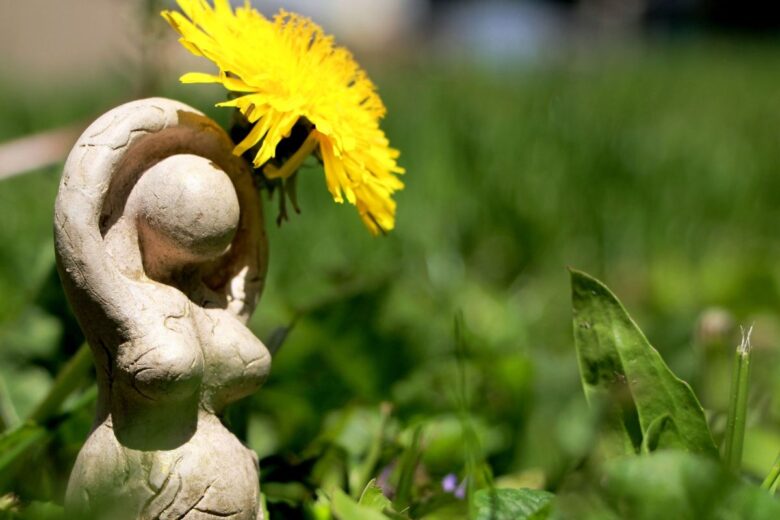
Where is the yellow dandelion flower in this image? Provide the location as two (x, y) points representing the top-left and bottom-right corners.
(162, 0), (405, 234)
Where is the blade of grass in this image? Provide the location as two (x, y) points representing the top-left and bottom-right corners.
(0, 342), (93, 488)
(453, 312), (488, 517)
(762, 453), (780, 493)
(0, 386), (96, 492)
(28, 342), (92, 424)
(723, 326), (752, 472)
(0, 375), (19, 431)
(394, 425), (422, 511)
(0, 424), (49, 491)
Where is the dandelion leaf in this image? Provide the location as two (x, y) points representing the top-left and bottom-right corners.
(332, 488), (391, 520)
(570, 269), (717, 457)
(359, 480), (393, 512)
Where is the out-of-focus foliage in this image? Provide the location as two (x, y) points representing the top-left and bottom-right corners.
(1, 39), (780, 518)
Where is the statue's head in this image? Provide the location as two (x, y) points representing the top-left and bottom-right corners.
(128, 154), (241, 272)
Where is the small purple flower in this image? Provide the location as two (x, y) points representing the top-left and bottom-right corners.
(442, 473), (467, 499)
(377, 463), (396, 499)
(454, 477), (467, 500)
(442, 473), (458, 493)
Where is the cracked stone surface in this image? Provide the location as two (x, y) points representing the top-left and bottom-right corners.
(55, 98), (270, 519)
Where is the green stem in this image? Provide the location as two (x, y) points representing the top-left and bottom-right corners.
(28, 343), (92, 424)
(723, 326), (752, 472)
(350, 402), (391, 498)
(761, 452), (780, 493)
(394, 425), (422, 510)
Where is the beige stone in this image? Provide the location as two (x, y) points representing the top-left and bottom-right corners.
(55, 98), (269, 519)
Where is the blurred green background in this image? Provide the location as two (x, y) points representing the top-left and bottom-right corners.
(1, 0), (780, 516)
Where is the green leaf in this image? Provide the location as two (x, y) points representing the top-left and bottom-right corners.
(304, 490), (333, 520)
(602, 451), (780, 520)
(28, 343), (92, 424)
(761, 451), (780, 492)
(259, 493), (271, 520)
(0, 306), (62, 362)
(19, 501), (65, 520)
(0, 385), (95, 495)
(413, 414), (504, 479)
(570, 269), (717, 457)
(0, 170), (59, 325)
(474, 488), (554, 520)
(414, 494), (468, 520)
(0, 423), (49, 492)
(311, 446), (348, 495)
(262, 482), (312, 506)
(640, 414), (683, 454)
(358, 480), (392, 512)
(331, 488), (390, 520)
(350, 404), (391, 498)
(0, 367), (50, 426)
(0, 374), (19, 431)
(359, 481), (408, 520)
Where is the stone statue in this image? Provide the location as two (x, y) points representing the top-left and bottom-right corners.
(54, 98), (270, 519)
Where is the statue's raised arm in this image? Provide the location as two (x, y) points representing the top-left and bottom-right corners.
(55, 97), (266, 325)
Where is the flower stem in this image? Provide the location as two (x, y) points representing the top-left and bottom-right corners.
(350, 402), (391, 498)
(394, 425), (422, 510)
(723, 326), (752, 472)
(263, 131), (319, 180)
(761, 452), (780, 493)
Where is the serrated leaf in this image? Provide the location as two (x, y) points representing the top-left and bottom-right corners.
(474, 488), (554, 520)
(358, 480), (392, 512)
(331, 488), (390, 520)
(570, 269), (717, 457)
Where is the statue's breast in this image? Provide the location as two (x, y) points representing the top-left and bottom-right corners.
(194, 306), (271, 412)
(113, 286), (205, 403)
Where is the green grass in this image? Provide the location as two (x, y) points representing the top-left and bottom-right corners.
(2, 38), (780, 518)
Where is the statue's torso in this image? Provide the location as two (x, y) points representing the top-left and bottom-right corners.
(68, 283), (269, 520)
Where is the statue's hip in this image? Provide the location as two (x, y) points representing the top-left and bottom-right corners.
(66, 414), (262, 520)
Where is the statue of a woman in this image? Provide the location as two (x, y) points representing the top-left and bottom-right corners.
(55, 98), (270, 519)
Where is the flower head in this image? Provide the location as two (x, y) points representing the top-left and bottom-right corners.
(441, 473), (467, 499)
(162, 0), (405, 234)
